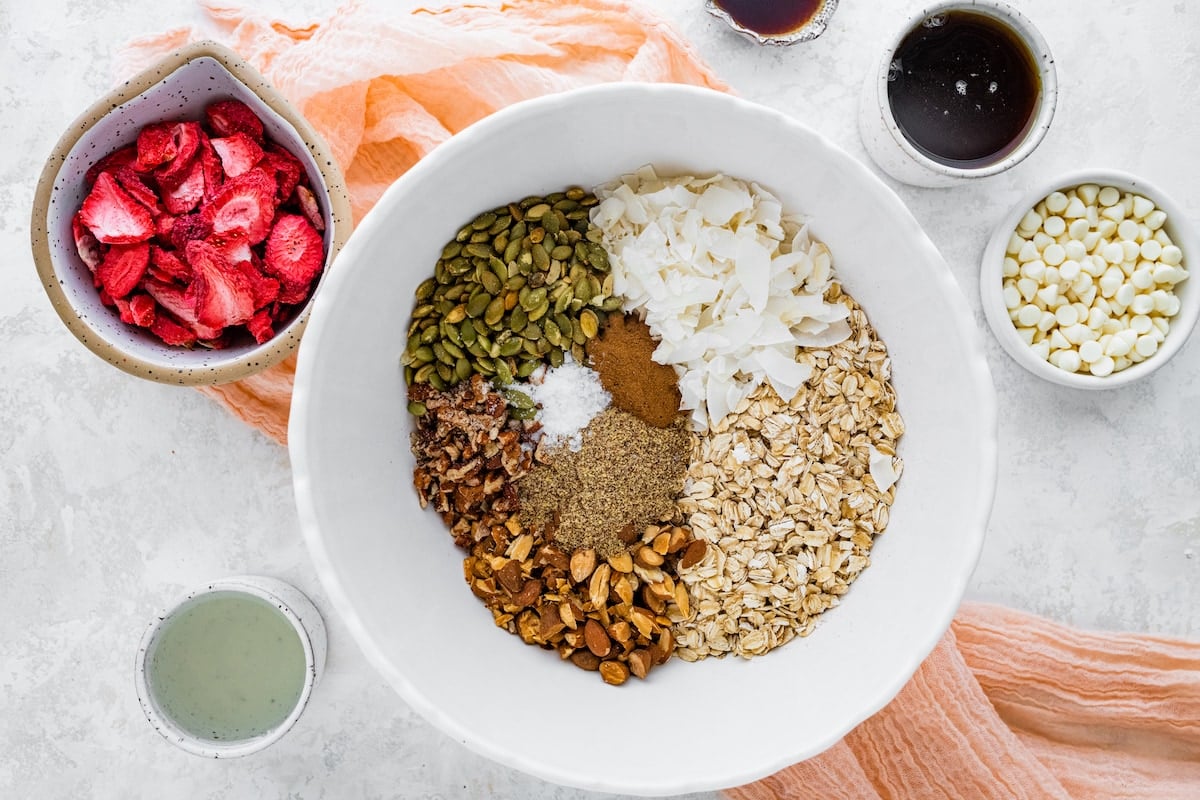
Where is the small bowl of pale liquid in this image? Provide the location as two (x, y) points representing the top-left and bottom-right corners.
(134, 576), (327, 757)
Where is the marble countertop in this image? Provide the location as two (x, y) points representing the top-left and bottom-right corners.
(3, 1), (1198, 797)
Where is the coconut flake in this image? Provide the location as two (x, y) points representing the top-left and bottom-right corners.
(591, 167), (851, 432)
(868, 445), (900, 492)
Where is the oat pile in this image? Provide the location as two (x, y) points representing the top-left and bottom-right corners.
(673, 286), (904, 661)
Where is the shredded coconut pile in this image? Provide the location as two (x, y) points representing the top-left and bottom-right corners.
(526, 356), (610, 451)
(591, 166), (851, 432)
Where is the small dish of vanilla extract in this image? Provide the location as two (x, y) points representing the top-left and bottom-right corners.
(858, 1), (1058, 186)
(887, 9), (1041, 167)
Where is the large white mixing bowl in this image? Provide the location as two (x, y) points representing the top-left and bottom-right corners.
(289, 83), (997, 796)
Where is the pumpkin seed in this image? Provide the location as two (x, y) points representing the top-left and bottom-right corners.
(509, 406), (537, 421)
(525, 202), (551, 219)
(504, 389), (535, 410)
(508, 305), (528, 331)
(455, 356), (472, 381)
(528, 299), (550, 322)
(493, 359), (514, 384)
(416, 277), (437, 301)
(407, 400), (427, 415)
(517, 359), (540, 378)
(466, 292), (491, 318)
(479, 270), (502, 294)
(579, 309), (599, 338)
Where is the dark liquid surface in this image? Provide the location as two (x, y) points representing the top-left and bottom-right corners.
(887, 11), (1040, 167)
(712, 0), (823, 36)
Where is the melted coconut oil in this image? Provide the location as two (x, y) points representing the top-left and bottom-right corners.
(149, 591), (306, 741)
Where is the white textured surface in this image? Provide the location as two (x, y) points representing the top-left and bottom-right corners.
(2, 1), (1197, 798)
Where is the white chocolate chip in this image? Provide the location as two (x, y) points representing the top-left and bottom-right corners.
(1001, 183), (1186, 377)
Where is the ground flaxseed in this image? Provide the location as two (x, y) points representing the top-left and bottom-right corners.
(518, 408), (691, 557)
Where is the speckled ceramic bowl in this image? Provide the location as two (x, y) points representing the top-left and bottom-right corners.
(134, 575), (327, 757)
(30, 40), (352, 385)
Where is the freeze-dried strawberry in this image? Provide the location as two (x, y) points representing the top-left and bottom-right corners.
(95, 241), (150, 298)
(150, 313), (197, 346)
(158, 156), (206, 215)
(149, 246), (191, 283)
(153, 122), (204, 184)
(186, 239), (257, 329)
(78, 173), (155, 244)
(200, 168), (277, 244)
(111, 166), (161, 214)
(231, 256), (280, 308)
(136, 122), (180, 169)
(209, 233), (252, 267)
(167, 213), (212, 252)
(295, 184), (325, 232)
(205, 99), (264, 141)
(85, 146), (138, 186)
(263, 213), (324, 304)
(199, 141), (225, 202)
(143, 279), (223, 341)
(246, 308), (276, 344)
(211, 132), (264, 178)
(110, 294), (134, 324)
(128, 294), (156, 327)
(72, 214), (103, 272)
(261, 143), (303, 202)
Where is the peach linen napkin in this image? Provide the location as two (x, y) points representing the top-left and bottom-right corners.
(122, 2), (1200, 797)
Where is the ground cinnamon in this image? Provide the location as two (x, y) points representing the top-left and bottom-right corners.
(586, 313), (681, 427)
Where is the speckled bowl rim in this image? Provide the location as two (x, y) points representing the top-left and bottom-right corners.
(980, 168), (1200, 389)
(133, 575), (326, 758)
(704, 0), (838, 46)
(29, 40), (353, 386)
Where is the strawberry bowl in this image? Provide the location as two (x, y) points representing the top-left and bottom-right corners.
(30, 40), (351, 385)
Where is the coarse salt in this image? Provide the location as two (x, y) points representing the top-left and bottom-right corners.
(526, 356), (610, 451)
(591, 166), (850, 432)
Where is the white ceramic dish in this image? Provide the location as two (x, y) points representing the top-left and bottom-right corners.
(980, 169), (1199, 389)
(134, 575), (327, 758)
(858, 1), (1057, 187)
(289, 84), (997, 795)
(30, 40), (352, 385)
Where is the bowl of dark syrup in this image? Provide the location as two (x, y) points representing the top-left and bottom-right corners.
(858, 1), (1057, 187)
(706, 0), (839, 46)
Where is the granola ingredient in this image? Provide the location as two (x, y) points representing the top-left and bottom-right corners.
(409, 375), (532, 549)
(673, 287), (904, 661)
(1002, 183), (1187, 376)
(525, 356), (610, 451)
(401, 189), (620, 394)
(591, 167), (852, 431)
(585, 313), (681, 427)
(519, 408), (691, 557)
(72, 99), (326, 347)
(463, 513), (694, 685)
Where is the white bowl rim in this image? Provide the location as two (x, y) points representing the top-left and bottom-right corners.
(979, 167), (1200, 389)
(289, 82), (998, 794)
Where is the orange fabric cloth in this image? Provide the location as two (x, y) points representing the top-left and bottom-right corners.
(124, 3), (1200, 797)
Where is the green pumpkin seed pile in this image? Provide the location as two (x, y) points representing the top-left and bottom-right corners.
(402, 188), (622, 418)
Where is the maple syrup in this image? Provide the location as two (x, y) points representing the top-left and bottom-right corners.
(711, 0), (824, 37)
(887, 10), (1040, 167)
